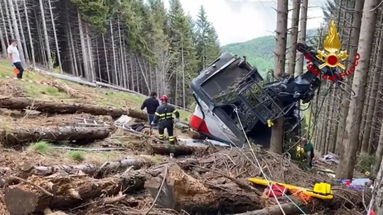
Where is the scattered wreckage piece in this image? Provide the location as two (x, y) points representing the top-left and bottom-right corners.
(4, 172), (145, 215)
(0, 126), (111, 146)
(0, 97), (147, 120)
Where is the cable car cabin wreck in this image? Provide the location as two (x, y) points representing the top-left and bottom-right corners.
(189, 52), (320, 147)
(189, 22), (356, 148)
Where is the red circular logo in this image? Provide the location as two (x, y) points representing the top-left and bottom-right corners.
(327, 55), (338, 65)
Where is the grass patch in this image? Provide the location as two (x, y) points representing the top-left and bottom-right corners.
(69, 151), (85, 162)
(22, 82), (70, 100)
(148, 155), (166, 164)
(85, 151), (123, 164)
(28, 141), (52, 154)
(2, 123), (12, 136)
(96, 90), (145, 108)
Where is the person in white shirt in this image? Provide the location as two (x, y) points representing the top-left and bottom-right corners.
(7, 39), (24, 79)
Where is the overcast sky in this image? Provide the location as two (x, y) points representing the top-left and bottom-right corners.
(165, 0), (326, 45)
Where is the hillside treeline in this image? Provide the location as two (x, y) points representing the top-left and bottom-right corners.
(0, 0), (221, 107)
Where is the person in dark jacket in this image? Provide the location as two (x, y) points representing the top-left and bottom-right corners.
(152, 95), (179, 144)
(141, 92), (160, 125)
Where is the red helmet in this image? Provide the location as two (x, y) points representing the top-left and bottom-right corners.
(160, 95), (169, 101)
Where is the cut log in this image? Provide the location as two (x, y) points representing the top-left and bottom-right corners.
(146, 164), (261, 214)
(5, 172), (145, 214)
(150, 144), (195, 156)
(22, 163), (98, 176)
(0, 97), (147, 120)
(232, 203), (305, 215)
(149, 143), (208, 157)
(127, 108), (147, 121)
(42, 80), (82, 98)
(22, 156), (151, 177)
(0, 126), (111, 146)
(95, 156), (150, 178)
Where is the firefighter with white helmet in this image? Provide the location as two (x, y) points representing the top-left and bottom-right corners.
(152, 95), (180, 144)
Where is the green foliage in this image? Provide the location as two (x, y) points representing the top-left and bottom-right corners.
(167, 0), (198, 105)
(71, 0), (119, 33)
(194, 6), (221, 71)
(69, 151), (85, 162)
(70, 0), (217, 107)
(356, 152), (375, 175)
(28, 141), (52, 154)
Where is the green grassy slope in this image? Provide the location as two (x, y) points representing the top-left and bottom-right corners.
(0, 60), (191, 121)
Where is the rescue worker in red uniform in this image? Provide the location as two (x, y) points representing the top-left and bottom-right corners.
(152, 95), (180, 144)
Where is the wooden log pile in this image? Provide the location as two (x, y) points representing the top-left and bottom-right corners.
(2, 156), (370, 215)
(5, 171), (145, 214)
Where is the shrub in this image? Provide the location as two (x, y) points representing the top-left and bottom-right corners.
(356, 152), (375, 175)
(69, 151), (85, 162)
(28, 141), (52, 154)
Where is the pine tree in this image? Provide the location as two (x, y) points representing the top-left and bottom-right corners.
(336, 0), (379, 179)
(270, 0), (288, 154)
(147, 0), (170, 96)
(167, 0), (197, 106)
(194, 6), (221, 72)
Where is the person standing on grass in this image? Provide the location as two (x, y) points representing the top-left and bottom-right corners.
(7, 39), (24, 80)
(141, 92), (160, 125)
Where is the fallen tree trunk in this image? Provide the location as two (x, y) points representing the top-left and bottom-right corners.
(0, 97), (147, 120)
(146, 164), (261, 214)
(21, 156), (151, 177)
(232, 203), (305, 215)
(149, 144), (197, 156)
(43, 80), (82, 98)
(0, 126), (111, 146)
(149, 143), (210, 157)
(127, 108), (147, 121)
(5, 172), (145, 214)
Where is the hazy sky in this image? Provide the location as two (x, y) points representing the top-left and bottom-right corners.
(165, 0), (326, 45)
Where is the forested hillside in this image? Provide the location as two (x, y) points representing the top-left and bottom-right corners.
(0, 0), (221, 108)
(222, 36), (273, 77)
(222, 29), (317, 77)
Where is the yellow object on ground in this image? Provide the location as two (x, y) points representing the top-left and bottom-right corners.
(248, 177), (334, 200)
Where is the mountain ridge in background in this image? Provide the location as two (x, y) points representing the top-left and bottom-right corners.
(222, 29), (317, 77)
